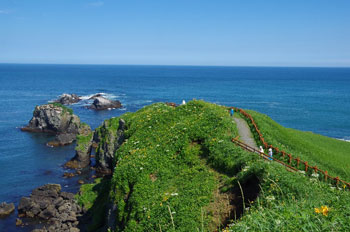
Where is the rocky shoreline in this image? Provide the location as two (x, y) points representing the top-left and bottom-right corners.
(10, 93), (125, 231)
(18, 184), (82, 232)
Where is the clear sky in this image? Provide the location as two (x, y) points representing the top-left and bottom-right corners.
(1, 0), (349, 67)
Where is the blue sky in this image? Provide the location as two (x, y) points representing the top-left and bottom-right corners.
(1, 0), (349, 66)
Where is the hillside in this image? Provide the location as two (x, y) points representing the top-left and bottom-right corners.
(77, 100), (350, 231)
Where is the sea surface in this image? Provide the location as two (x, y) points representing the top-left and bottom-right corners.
(0, 64), (350, 231)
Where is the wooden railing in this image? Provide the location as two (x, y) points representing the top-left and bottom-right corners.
(230, 107), (350, 190)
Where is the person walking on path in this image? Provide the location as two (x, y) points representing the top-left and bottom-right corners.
(259, 146), (265, 158)
(230, 108), (234, 117)
(268, 148), (273, 161)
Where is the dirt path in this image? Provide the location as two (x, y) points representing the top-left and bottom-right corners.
(233, 117), (258, 150)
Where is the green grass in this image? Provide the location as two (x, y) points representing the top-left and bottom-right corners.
(51, 102), (74, 115)
(245, 110), (350, 181)
(75, 132), (93, 152)
(77, 101), (350, 231)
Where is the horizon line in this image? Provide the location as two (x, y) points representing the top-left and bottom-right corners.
(1, 62), (350, 69)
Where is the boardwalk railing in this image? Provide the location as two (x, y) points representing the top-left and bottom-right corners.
(230, 107), (350, 190)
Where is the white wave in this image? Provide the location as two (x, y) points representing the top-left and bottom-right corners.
(79, 92), (121, 100)
(338, 138), (350, 142)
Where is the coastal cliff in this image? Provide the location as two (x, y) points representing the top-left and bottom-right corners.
(74, 100), (350, 232)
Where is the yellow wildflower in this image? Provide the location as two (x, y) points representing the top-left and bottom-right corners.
(321, 206), (329, 216)
(314, 207), (321, 214)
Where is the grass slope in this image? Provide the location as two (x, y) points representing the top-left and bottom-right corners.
(77, 101), (350, 231)
(246, 110), (350, 181)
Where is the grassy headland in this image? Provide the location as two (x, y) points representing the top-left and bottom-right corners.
(77, 100), (350, 231)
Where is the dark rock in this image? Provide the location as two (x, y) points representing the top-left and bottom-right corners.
(18, 197), (34, 214)
(88, 96), (122, 110)
(0, 202), (15, 217)
(18, 184), (81, 232)
(95, 119), (125, 174)
(47, 133), (77, 147)
(55, 94), (81, 105)
(31, 184), (61, 198)
(38, 205), (56, 220)
(61, 192), (75, 201)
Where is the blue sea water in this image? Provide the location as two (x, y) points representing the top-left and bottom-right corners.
(0, 64), (350, 231)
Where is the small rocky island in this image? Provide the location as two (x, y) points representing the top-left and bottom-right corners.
(21, 103), (90, 146)
(54, 93), (122, 110)
(0, 202), (15, 218)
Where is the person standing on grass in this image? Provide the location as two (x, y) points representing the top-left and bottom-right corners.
(268, 148), (273, 161)
(230, 108), (234, 117)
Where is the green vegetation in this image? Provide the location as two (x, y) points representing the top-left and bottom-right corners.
(76, 178), (111, 231)
(51, 102), (74, 115)
(75, 132), (93, 152)
(246, 110), (350, 181)
(77, 101), (350, 231)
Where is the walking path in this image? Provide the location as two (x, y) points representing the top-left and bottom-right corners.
(233, 117), (258, 150)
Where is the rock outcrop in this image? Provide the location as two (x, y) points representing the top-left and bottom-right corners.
(88, 96), (122, 111)
(55, 94), (81, 105)
(95, 119), (126, 174)
(0, 202), (15, 217)
(65, 123), (93, 169)
(18, 184), (82, 232)
(21, 103), (81, 146)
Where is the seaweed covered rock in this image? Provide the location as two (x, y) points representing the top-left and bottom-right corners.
(21, 103), (81, 146)
(88, 96), (122, 110)
(54, 93), (81, 105)
(94, 118), (126, 174)
(65, 123), (93, 169)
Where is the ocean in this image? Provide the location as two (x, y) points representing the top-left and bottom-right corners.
(0, 64), (350, 231)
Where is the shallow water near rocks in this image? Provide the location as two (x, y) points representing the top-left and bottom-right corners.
(0, 64), (350, 231)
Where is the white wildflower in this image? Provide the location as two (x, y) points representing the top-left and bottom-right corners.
(171, 193), (178, 196)
(266, 196), (275, 202)
(311, 173), (319, 178)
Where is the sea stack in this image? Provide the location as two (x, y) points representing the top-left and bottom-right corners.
(88, 96), (122, 110)
(21, 103), (81, 146)
(54, 93), (81, 105)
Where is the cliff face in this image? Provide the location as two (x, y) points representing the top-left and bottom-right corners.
(94, 118), (126, 174)
(65, 123), (93, 169)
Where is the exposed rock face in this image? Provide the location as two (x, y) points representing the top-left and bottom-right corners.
(21, 104), (81, 146)
(18, 184), (82, 232)
(95, 119), (126, 174)
(88, 97), (122, 111)
(55, 94), (81, 105)
(0, 202), (15, 217)
(65, 123), (93, 169)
